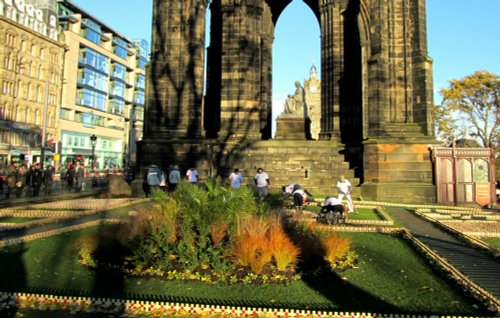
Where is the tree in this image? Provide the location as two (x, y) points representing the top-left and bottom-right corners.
(436, 70), (499, 150)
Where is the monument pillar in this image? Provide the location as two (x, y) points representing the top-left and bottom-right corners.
(361, 0), (437, 202)
(144, 0), (207, 139)
(138, 0), (209, 173)
(319, 1), (343, 140)
(219, 0), (264, 140)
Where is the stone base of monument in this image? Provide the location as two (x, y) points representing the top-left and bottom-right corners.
(360, 136), (438, 203)
(274, 117), (312, 140)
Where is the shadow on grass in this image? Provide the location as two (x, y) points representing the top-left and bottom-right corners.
(297, 253), (401, 313)
(0, 243), (26, 317)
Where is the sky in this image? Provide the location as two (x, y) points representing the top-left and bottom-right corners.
(72, 0), (500, 116)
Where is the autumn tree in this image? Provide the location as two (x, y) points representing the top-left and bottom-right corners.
(436, 70), (499, 149)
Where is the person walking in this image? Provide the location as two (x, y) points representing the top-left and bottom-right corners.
(15, 164), (27, 198)
(228, 168), (243, 189)
(31, 163), (43, 197)
(43, 165), (54, 195)
(65, 162), (76, 192)
(336, 175), (355, 214)
(143, 164), (162, 197)
(5, 162), (17, 199)
(75, 164), (85, 191)
(254, 167), (270, 200)
(186, 167), (199, 184)
(168, 165), (181, 192)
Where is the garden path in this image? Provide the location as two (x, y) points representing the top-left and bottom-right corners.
(386, 206), (500, 300)
(0, 193), (150, 241)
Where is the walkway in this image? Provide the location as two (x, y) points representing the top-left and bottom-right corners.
(0, 187), (151, 242)
(387, 206), (500, 300)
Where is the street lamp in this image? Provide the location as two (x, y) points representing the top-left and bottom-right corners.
(90, 134), (97, 187)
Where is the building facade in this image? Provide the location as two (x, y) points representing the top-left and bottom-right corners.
(0, 0), (147, 174)
(57, 0), (147, 171)
(0, 0), (63, 168)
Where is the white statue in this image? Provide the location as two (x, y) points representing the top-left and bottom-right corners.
(282, 81), (305, 117)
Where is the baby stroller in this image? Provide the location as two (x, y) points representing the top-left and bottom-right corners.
(317, 203), (347, 225)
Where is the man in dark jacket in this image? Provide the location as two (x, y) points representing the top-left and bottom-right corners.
(31, 163), (43, 196)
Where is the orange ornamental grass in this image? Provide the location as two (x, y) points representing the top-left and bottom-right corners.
(236, 215), (269, 238)
(233, 234), (258, 267)
(269, 226), (300, 271)
(249, 235), (273, 274)
(232, 234), (273, 274)
(210, 219), (229, 246)
(232, 215), (278, 274)
(321, 233), (351, 266)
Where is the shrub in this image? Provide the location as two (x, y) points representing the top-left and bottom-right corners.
(321, 233), (352, 270)
(210, 219), (229, 246)
(269, 225), (300, 271)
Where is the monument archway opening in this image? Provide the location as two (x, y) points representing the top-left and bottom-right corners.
(271, 0), (320, 139)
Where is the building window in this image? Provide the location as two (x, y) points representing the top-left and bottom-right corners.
(136, 58), (147, 70)
(113, 44), (128, 60)
(76, 88), (107, 111)
(26, 83), (32, 100)
(135, 74), (145, 90)
(50, 52), (58, 63)
(134, 90), (145, 105)
(78, 68), (109, 92)
(81, 28), (101, 45)
(134, 106), (144, 121)
(111, 62), (126, 82)
(5, 33), (16, 47)
(108, 99), (124, 115)
(110, 81), (125, 99)
(2, 81), (13, 95)
(79, 48), (109, 74)
(49, 93), (56, 106)
(37, 85), (42, 102)
(16, 80), (21, 97)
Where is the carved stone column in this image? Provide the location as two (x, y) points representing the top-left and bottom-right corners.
(219, 0), (264, 140)
(319, 0), (344, 140)
(144, 0), (207, 139)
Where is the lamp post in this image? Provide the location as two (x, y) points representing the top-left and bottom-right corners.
(90, 134), (97, 187)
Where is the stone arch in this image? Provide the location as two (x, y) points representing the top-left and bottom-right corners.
(142, 0), (437, 203)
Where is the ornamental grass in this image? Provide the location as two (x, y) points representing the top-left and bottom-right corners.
(321, 233), (351, 268)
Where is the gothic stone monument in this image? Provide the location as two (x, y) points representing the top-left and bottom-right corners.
(138, 0), (437, 203)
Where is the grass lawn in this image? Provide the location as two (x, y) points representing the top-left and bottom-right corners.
(0, 226), (491, 316)
(346, 207), (383, 221)
(0, 217), (41, 223)
(481, 237), (500, 250)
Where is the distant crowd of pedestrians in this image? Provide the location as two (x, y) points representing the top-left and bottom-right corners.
(0, 161), (116, 200)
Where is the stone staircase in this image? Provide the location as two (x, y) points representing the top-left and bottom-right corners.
(223, 140), (359, 196)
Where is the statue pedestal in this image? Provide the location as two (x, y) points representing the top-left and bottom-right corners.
(275, 117), (311, 140)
